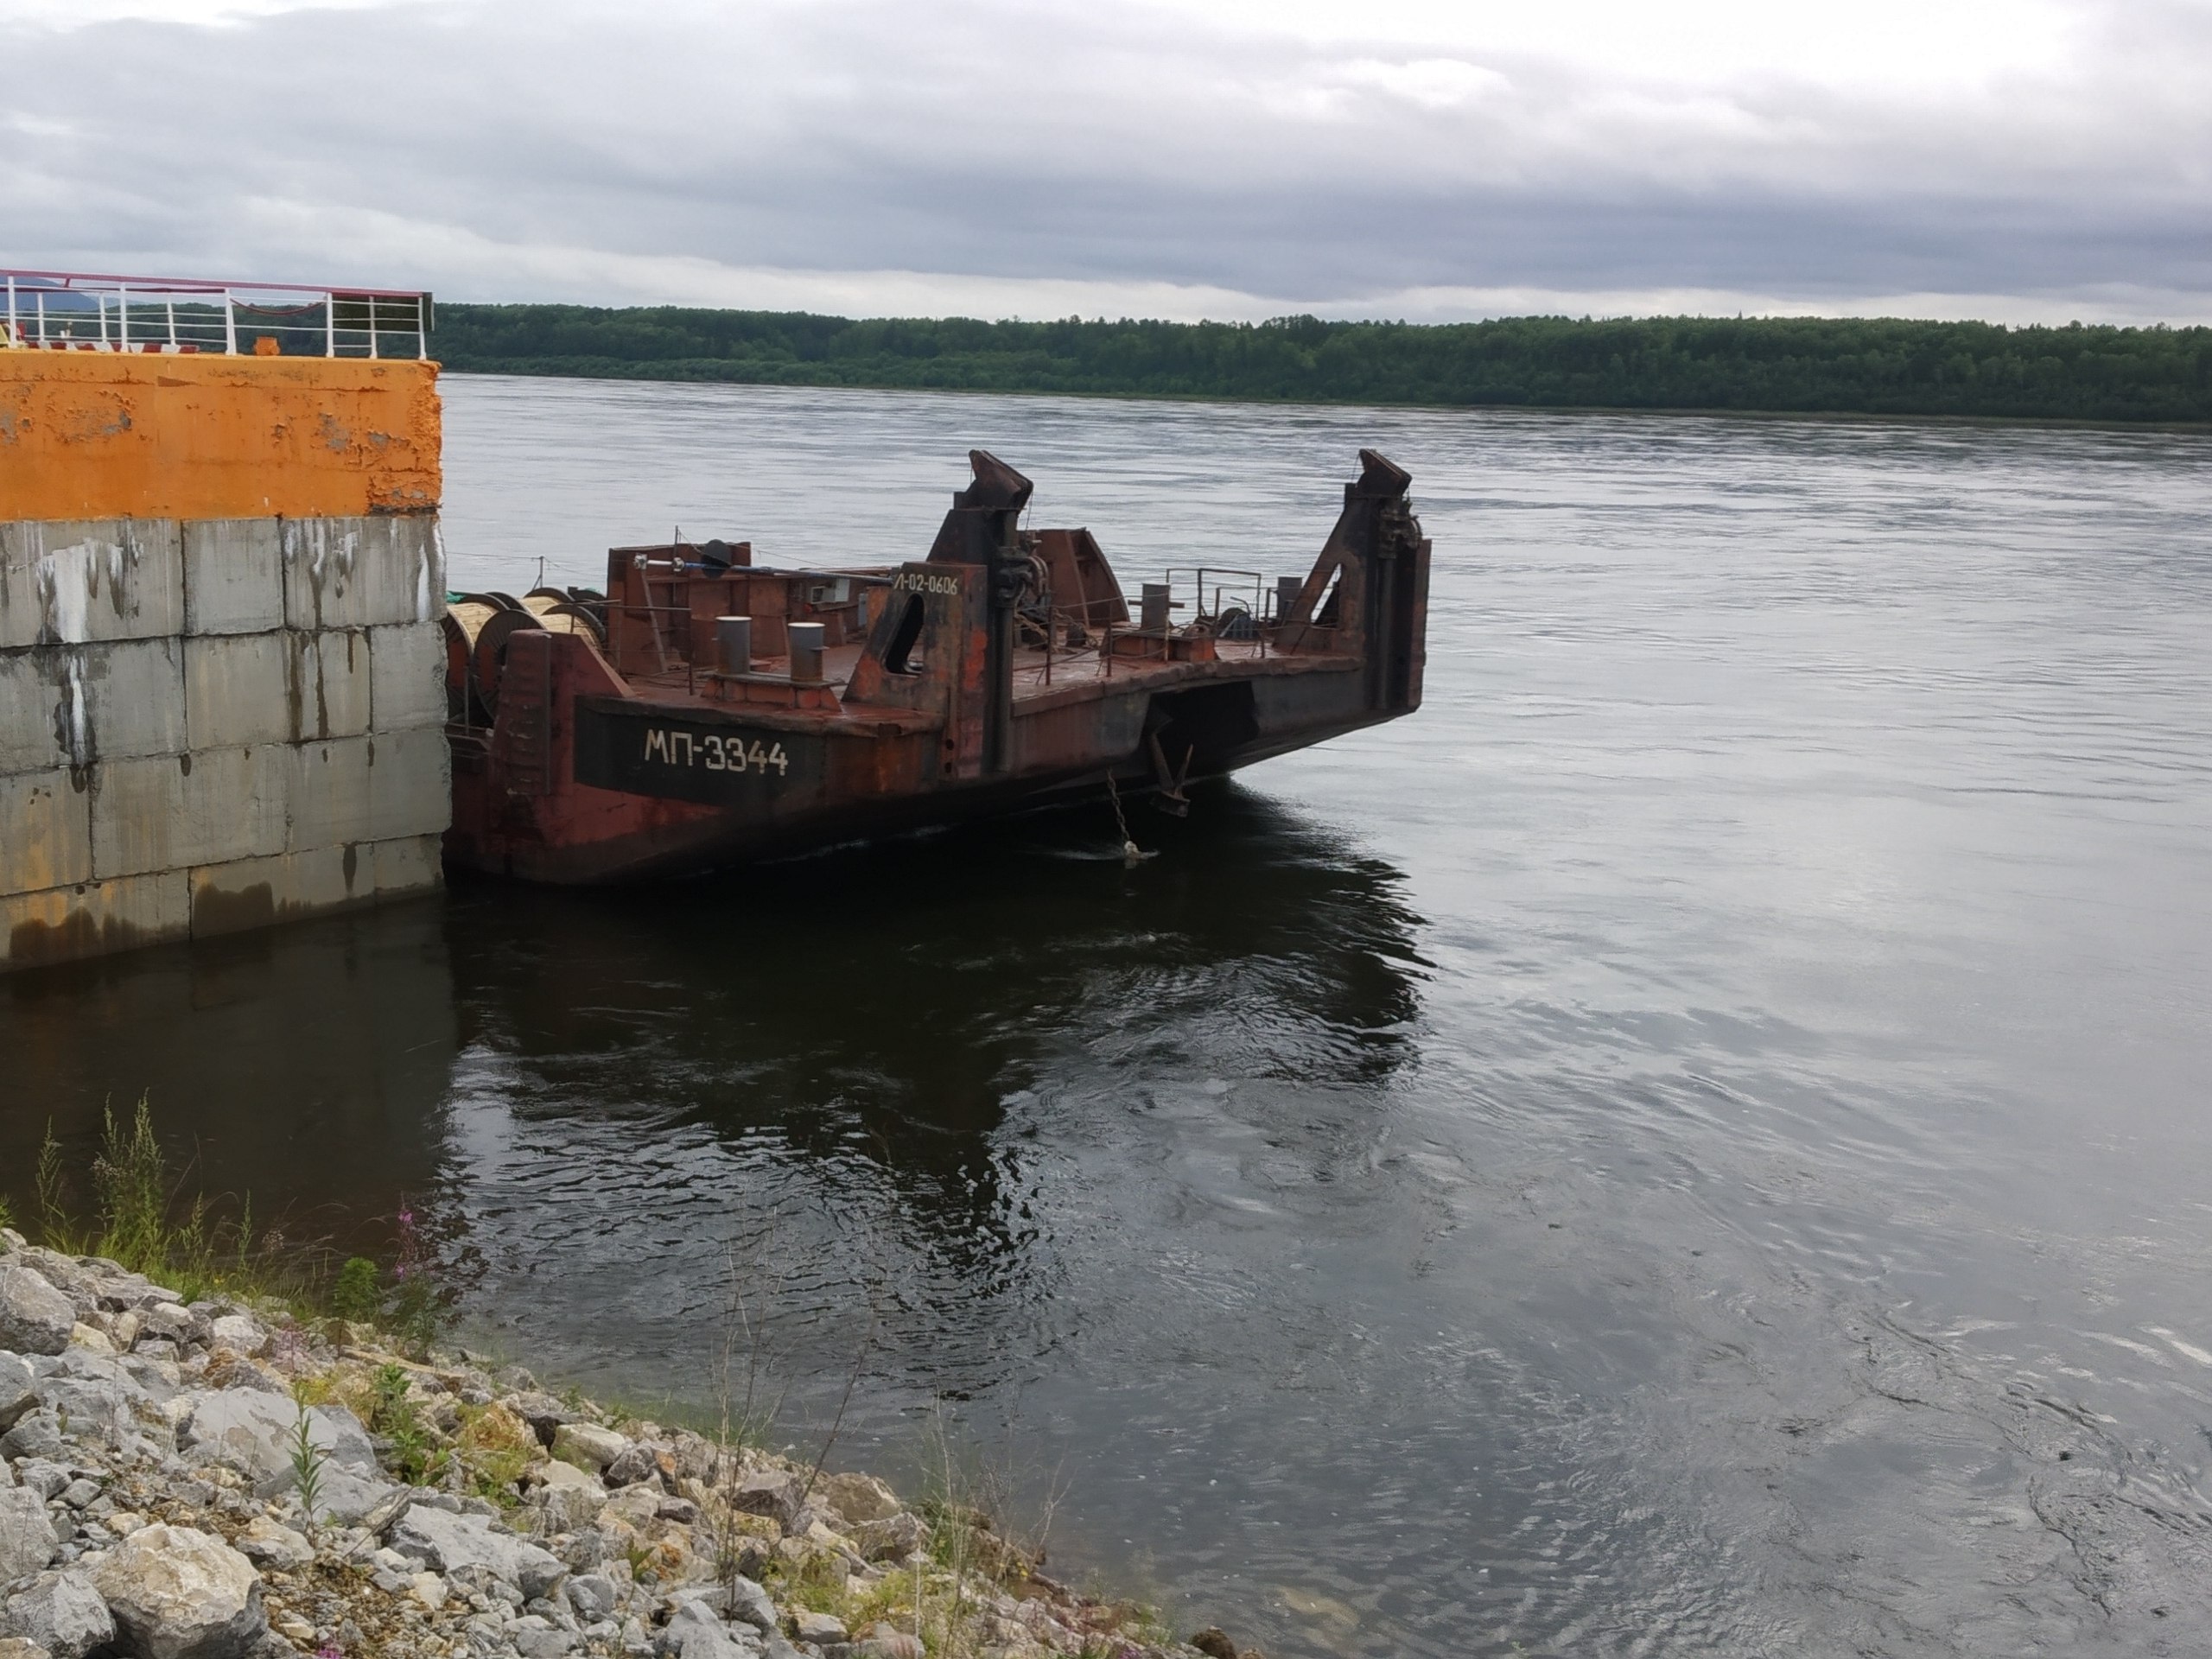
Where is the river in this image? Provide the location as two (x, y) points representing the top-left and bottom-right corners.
(7, 378), (2212, 1656)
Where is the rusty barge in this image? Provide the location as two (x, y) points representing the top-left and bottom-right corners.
(442, 448), (1428, 881)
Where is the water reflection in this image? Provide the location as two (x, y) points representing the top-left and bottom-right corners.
(430, 783), (1424, 1408)
(0, 902), (458, 1249)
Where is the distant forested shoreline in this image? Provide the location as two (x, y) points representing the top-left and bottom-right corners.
(432, 306), (2212, 424)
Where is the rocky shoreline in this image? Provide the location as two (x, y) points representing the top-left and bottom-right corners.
(0, 1231), (1253, 1659)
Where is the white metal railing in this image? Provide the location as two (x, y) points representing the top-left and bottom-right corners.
(0, 269), (431, 359)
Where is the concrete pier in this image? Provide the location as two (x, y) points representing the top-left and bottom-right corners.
(1, 342), (450, 971)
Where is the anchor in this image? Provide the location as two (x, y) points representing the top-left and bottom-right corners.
(1147, 730), (1195, 817)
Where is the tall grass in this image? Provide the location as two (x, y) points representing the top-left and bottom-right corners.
(22, 1096), (315, 1308)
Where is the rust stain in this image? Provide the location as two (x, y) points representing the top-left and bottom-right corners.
(60, 393), (134, 442)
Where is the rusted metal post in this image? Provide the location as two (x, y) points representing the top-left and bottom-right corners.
(716, 615), (752, 676)
(1275, 575), (1302, 623)
(789, 622), (826, 684)
(1141, 582), (1170, 633)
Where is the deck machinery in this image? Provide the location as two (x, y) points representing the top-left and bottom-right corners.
(442, 448), (1429, 881)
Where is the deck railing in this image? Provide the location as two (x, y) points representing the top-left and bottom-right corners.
(1, 269), (432, 359)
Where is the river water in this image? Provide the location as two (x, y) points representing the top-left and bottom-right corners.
(8, 378), (2212, 1656)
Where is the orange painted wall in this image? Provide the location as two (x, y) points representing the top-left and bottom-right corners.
(0, 350), (441, 520)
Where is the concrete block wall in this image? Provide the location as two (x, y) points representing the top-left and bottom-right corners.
(0, 513), (449, 971)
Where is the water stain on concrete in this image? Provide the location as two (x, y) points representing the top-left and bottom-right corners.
(190, 880), (278, 938)
(8, 904), (147, 968)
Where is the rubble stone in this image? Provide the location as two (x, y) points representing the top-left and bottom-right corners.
(88, 1523), (266, 1659)
(389, 1503), (569, 1601)
(0, 1488), (60, 1582)
(0, 1568), (114, 1659)
(0, 1231), (1205, 1659)
(551, 1422), (629, 1472)
(0, 1269), (74, 1357)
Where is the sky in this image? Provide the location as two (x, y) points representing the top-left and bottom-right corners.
(2, 0), (2208, 324)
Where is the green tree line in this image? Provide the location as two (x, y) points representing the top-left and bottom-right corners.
(431, 306), (2212, 423)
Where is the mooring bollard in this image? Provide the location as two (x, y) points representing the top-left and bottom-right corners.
(788, 621), (826, 683)
(1275, 575), (1303, 624)
(716, 615), (753, 675)
(1141, 582), (1171, 632)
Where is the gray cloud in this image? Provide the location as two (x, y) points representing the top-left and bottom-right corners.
(3, 0), (2208, 320)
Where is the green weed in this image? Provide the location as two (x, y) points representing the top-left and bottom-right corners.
(365, 1362), (448, 1487)
(13, 1098), (444, 1338)
(330, 1257), (381, 1321)
(286, 1392), (329, 1531)
(35, 1122), (71, 1245)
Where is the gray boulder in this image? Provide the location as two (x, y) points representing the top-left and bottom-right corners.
(0, 1638), (54, 1659)
(724, 1579), (776, 1635)
(512, 1616), (579, 1659)
(0, 1568), (114, 1659)
(10, 1463), (71, 1503)
(501, 1392), (576, 1446)
(133, 1305), (200, 1351)
(305, 1465), (400, 1527)
(10, 1255), (95, 1320)
(0, 1268), (74, 1357)
(555, 1527), (612, 1573)
(29, 1351), (149, 1439)
(564, 1573), (618, 1622)
(90, 1523), (266, 1659)
(817, 1473), (899, 1526)
(0, 1412), (64, 1464)
(230, 1520), (312, 1573)
(655, 1601), (761, 1659)
(531, 1461), (607, 1534)
(0, 1487), (60, 1583)
(602, 1444), (663, 1490)
(724, 1472), (804, 1534)
(0, 1354), (36, 1435)
(388, 1503), (568, 1601)
(550, 1422), (627, 1472)
(201, 1317), (264, 1357)
(89, 1270), (163, 1314)
(850, 1512), (925, 1562)
(790, 1610), (845, 1644)
(177, 1391), (374, 1488)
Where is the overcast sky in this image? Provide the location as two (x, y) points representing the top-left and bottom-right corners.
(3, 0), (2208, 323)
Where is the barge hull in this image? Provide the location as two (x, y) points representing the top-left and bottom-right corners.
(444, 448), (1428, 882)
